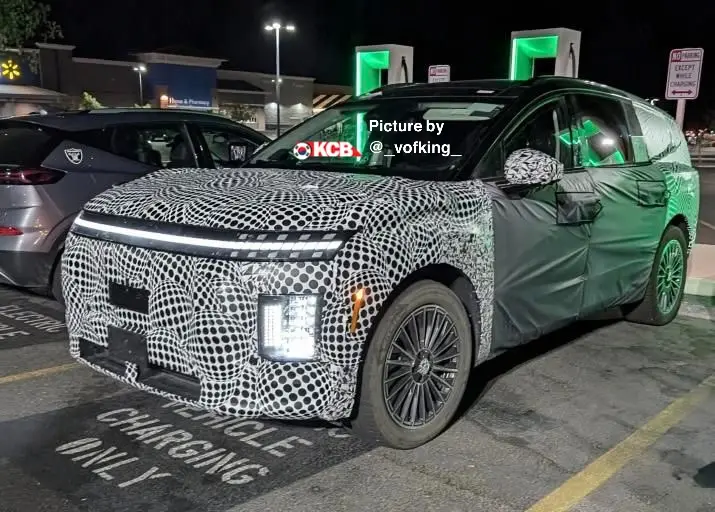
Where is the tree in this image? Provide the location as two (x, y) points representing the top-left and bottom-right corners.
(79, 92), (102, 110)
(0, 0), (63, 72)
(222, 104), (256, 123)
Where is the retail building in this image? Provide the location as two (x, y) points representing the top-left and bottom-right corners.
(0, 43), (352, 134)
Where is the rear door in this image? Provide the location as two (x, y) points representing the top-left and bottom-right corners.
(69, 121), (197, 171)
(568, 93), (669, 312)
(35, 121), (196, 253)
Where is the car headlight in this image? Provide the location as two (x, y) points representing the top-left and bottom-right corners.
(257, 294), (321, 362)
(71, 211), (355, 262)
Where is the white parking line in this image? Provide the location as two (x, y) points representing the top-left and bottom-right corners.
(699, 219), (715, 232)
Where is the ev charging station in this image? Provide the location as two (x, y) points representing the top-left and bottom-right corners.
(349, 33), (582, 153)
(354, 44), (414, 95)
(509, 28), (581, 79)
(353, 44), (414, 154)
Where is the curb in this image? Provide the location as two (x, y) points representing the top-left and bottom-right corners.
(685, 276), (715, 298)
(680, 294), (714, 321)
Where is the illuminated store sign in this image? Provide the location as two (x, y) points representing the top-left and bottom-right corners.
(1, 59), (21, 80)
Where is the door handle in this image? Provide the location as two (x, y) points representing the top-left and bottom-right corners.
(556, 191), (602, 225)
(636, 180), (669, 207)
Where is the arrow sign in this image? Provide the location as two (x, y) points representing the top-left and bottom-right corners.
(665, 48), (703, 100)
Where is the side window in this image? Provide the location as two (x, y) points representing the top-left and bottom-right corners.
(71, 128), (113, 153)
(485, 100), (573, 177)
(633, 103), (675, 161)
(620, 101), (650, 163)
(572, 94), (634, 167)
(196, 124), (260, 167)
(112, 124), (192, 168)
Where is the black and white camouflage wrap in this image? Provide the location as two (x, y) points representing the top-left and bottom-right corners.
(63, 168), (495, 421)
(504, 148), (564, 185)
(504, 148), (565, 185)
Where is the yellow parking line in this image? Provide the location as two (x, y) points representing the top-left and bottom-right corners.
(0, 362), (80, 385)
(527, 374), (715, 512)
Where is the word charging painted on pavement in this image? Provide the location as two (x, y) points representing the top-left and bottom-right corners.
(54, 401), (350, 490)
(428, 65), (450, 83)
(666, 48), (704, 100)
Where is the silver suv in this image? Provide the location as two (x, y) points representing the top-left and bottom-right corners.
(0, 109), (268, 301)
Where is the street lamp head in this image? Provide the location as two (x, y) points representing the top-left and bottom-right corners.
(265, 21), (294, 31)
(133, 64), (146, 73)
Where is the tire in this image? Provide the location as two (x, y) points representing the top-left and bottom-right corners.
(50, 252), (65, 306)
(624, 225), (688, 326)
(351, 280), (474, 449)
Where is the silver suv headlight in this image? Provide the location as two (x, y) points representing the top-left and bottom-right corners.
(257, 294), (321, 361)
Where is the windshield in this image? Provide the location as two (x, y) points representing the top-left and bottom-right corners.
(246, 97), (506, 179)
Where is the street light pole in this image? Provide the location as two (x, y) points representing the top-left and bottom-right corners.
(132, 64), (147, 106)
(265, 21), (294, 137)
(138, 72), (144, 105)
(275, 27), (281, 135)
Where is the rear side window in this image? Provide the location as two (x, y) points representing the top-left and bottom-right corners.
(632, 103), (689, 164)
(72, 123), (195, 169)
(0, 124), (56, 166)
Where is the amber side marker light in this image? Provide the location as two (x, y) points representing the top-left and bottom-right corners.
(350, 288), (366, 333)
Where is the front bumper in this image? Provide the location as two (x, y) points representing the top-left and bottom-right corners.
(63, 234), (361, 421)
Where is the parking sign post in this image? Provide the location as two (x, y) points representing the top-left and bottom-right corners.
(665, 48), (704, 129)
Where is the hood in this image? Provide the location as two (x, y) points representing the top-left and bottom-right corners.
(82, 167), (467, 232)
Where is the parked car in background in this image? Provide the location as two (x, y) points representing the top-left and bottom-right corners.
(0, 108), (269, 302)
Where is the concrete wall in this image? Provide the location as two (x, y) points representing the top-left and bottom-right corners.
(70, 60), (139, 106)
(314, 83), (353, 96)
(218, 69), (314, 129)
(38, 47), (138, 107)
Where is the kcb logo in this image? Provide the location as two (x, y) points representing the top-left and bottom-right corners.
(293, 141), (361, 160)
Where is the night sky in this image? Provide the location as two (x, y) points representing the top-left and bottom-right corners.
(43, 0), (715, 125)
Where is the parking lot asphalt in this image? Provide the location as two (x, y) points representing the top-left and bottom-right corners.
(696, 168), (715, 245)
(0, 285), (714, 512)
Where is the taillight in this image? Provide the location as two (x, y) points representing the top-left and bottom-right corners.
(0, 167), (64, 185)
(0, 227), (23, 236)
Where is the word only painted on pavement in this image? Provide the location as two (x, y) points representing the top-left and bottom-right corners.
(0, 304), (65, 341)
(56, 438), (172, 488)
(55, 401), (350, 490)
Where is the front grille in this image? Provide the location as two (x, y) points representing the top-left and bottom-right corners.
(78, 336), (201, 400)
